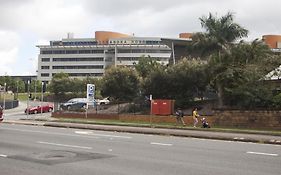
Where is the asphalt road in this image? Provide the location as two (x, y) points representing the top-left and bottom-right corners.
(0, 123), (280, 175)
(3, 101), (52, 120)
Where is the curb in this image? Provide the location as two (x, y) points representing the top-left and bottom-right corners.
(44, 122), (281, 145)
(3, 120), (281, 145)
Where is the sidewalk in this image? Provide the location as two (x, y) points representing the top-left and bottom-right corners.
(3, 118), (281, 145)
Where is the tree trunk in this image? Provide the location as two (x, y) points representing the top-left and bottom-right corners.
(217, 82), (224, 108)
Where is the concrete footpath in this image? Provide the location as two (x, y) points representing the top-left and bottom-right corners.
(3, 119), (281, 145)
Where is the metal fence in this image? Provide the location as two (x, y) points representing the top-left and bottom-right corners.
(54, 101), (150, 115)
(0, 100), (19, 109)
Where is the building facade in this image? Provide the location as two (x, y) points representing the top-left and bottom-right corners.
(37, 31), (174, 82)
(262, 35), (281, 54)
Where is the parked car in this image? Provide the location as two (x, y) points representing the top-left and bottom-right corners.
(25, 103), (53, 114)
(96, 97), (110, 105)
(60, 98), (88, 111)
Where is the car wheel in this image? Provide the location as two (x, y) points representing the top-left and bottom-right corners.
(49, 108), (53, 112)
(34, 110), (38, 114)
(67, 106), (71, 110)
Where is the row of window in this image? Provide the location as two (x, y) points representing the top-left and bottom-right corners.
(53, 65), (103, 69)
(53, 57), (104, 62)
(117, 49), (171, 53)
(41, 73), (103, 77)
(41, 57), (104, 62)
(41, 65), (103, 69)
(40, 49), (171, 55)
(41, 50), (104, 54)
(117, 57), (169, 61)
(51, 41), (98, 46)
(109, 40), (161, 45)
(41, 56), (169, 63)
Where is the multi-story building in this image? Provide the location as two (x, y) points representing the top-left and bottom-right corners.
(262, 35), (281, 54)
(37, 31), (190, 82)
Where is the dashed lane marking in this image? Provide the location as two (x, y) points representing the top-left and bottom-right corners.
(150, 142), (173, 146)
(246, 151), (278, 157)
(37, 141), (92, 150)
(0, 154), (8, 158)
(75, 130), (132, 139)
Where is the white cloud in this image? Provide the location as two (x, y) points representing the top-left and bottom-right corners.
(0, 31), (19, 75)
(0, 0), (281, 75)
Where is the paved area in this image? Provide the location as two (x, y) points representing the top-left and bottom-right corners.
(2, 102), (281, 145)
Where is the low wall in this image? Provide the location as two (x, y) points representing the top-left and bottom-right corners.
(213, 110), (281, 129)
(52, 110), (281, 130)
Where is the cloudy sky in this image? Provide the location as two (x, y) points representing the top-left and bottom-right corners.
(0, 0), (280, 76)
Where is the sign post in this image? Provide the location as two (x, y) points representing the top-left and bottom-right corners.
(86, 84), (95, 118)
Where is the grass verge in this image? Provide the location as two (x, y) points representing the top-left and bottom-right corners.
(48, 117), (281, 136)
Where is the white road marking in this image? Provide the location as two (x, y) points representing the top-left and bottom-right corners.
(0, 154), (8, 158)
(75, 130), (132, 139)
(246, 151), (278, 157)
(37, 141), (92, 150)
(2, 127), (99, 139)
(75, 131), (93, 134)
(150, 142), (173, 146)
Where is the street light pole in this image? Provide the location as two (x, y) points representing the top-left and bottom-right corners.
(3, 83), (6, 111)
(41, 81), (44, 115)
(34, 80), (37, 101)
(16, 81), (19, 100)
(26, 80), (30, 118)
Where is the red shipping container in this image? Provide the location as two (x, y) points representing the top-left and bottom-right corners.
(151, 99), (174, 115)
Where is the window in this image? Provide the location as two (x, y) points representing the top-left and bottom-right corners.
(41, 50), (52, 54)
(41, 73), (49, 77)
(79, 50), (92, 54)
(41, 66), (50, 69)
(41, 58), (50, 62)
(66, 50), (78, 54)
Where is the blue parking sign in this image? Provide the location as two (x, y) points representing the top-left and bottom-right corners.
(87, 84), (95, 101)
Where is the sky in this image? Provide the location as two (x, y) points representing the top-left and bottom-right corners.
(0, 0), (280, 76)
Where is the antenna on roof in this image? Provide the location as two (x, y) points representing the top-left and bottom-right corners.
(67, 33), (74, 39)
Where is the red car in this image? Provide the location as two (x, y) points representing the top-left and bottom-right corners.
(25, 103), (53, 114)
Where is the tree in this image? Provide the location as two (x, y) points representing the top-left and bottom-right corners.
(192, 12), (249, 107)
(49, 72), (71, 96)
(135, 55), (165, 79)
(142, 58), (209, 106)
(101, 66), (140, 101)
(218, 40), (281, 108)
(142, 68), (170, 99)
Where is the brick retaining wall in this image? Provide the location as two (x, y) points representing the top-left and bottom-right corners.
(213, 110), (281, 129)
(52, 110), (281, 130)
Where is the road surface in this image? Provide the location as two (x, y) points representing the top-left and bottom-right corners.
(0, 123), (280, 175)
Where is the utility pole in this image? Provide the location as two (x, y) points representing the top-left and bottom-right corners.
(41, 81), (44, 114)
(26, 80), (30, 118)
(3, 83), (6, 111)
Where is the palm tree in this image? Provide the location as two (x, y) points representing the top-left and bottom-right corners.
(192, 12), (248, 107)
